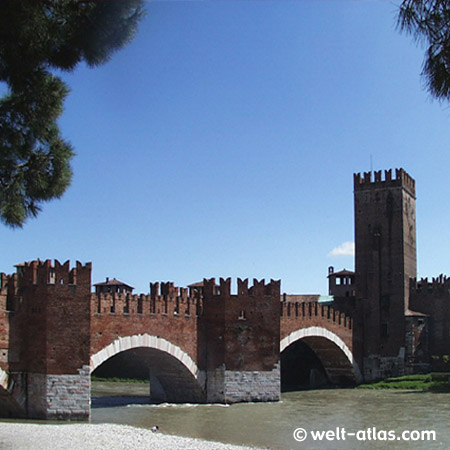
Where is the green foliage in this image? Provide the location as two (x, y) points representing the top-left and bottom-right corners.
(0, 0), (145, 227)
(398, 1), (450, 101)
(358, 372), (450, 392)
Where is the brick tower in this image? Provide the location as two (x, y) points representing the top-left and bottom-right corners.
(354, 169), (417, 378)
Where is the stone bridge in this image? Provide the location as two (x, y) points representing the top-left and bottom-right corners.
(0, 260), (360, 420)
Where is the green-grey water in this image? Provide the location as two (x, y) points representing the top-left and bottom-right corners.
(91, 382), (450, 449)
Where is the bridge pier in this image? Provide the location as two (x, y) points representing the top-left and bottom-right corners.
(25, 367), (91, 419)
(206, 364), (280, 403)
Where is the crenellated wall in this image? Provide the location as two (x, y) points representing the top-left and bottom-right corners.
(354, 168), (415, 196)
(281, 301), (353, 344)
(409, 276), (450, 370)
(280, 300), (361, 384)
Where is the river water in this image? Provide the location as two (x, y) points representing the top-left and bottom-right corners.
(91, 382), (450, 449)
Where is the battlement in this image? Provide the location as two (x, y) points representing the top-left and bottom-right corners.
(0, 273), (16, 295)
(93, 277), (281, 317)
(410, 275), (450, 296)
(150, 281), (189, 299)
(202, 277), (281, 298)
(281, 300), (353, 330)
(93, 290), (203, 317)
(354, 168), (415, 196)
(15, 259), (91, 288)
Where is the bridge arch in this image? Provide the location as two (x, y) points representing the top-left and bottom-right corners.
(0, 367), (7, 391)
(280, 326), (362, 385)
(90, 334), (205, 403)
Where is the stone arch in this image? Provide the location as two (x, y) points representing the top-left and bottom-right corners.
(90, 334), (205, 402)
(0, 369), (24, 418)
(280, 326), (362, 384)
(0, 367), (8, 391)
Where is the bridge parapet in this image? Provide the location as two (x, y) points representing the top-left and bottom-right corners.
(90, 281), (203, 389)
(280, 300), (355, 365)
(280, 300), (360, 385)
(281, 301), (353, 330)
(92, 291), (203, 317)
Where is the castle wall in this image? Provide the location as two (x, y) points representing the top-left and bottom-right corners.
(0, 274), (11, 374)
(409, 276), (450, 370)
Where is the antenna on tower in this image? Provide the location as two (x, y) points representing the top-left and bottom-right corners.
(370, 154), (373, 173)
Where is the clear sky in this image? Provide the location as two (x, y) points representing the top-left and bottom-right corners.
(1, 0), (450, 295)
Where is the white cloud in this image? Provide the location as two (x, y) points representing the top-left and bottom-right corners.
(328, 241), (355, 257)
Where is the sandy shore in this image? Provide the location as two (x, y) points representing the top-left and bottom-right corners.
(0, 423), (261, 450)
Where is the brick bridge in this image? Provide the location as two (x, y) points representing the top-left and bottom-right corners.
(0, 260), (361, 420)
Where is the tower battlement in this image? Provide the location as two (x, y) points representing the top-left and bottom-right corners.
(15, 259), (91, 288)
(0, 273), (16, 296)
(149, 281), (190, 299)
(202, 277), (281, 298)
(354, 168), (415, 196)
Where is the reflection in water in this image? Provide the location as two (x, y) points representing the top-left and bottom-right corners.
(91, 383), (450, 449)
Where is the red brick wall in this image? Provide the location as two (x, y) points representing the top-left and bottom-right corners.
(410, 277), (450, 367)
(200, 278), (281, 372)
(7, 260), (91, 375)
(354, 169), (417, 358)
(0, 276), (9, 374)
(280, 302), (354, 353)
(90, 291), (201, 364)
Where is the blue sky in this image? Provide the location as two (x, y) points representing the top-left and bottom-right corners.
(2, 0), (450, 295)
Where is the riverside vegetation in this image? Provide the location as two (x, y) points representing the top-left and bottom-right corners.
(92, 372), (450, 393)
(357, 373), (450, 392)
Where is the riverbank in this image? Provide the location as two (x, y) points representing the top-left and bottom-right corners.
(0, 423), (261, 450)
(357, 372), (450, 391)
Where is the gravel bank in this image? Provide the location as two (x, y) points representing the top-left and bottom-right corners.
(0, 423), (261, 450)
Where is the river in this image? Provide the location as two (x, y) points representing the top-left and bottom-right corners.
(91, 382), (450, 449)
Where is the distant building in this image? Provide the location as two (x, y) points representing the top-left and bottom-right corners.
(94, 278), (134, 296)
(328, 267), (355, 298)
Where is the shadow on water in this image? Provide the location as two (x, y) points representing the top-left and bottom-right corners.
(91, 380), (155, 408)
(91, 396), (153, 408)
